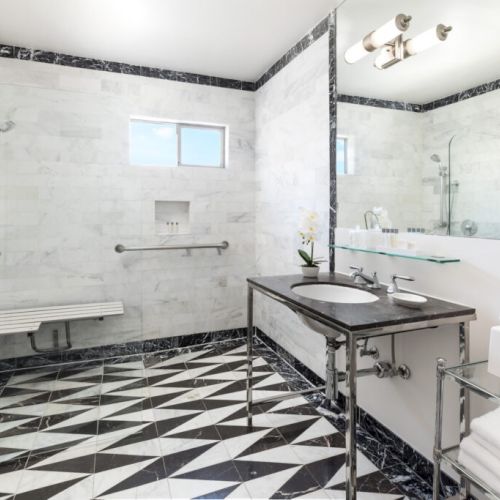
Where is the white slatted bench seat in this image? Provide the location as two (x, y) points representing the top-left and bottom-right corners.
(0, 302), (124, 352)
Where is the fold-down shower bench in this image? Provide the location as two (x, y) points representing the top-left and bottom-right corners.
(0, 301), (124, 353)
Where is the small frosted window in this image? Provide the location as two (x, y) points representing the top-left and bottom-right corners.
(130, 119), (226, 168)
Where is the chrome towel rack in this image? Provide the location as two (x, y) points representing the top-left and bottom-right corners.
(115, 241), (229, 255)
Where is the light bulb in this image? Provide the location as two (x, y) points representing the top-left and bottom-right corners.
(405, 24), (452, 56)
(345, 40), (370, 64)
(370, 14), (412, 48)
(344, 13), (411, 64)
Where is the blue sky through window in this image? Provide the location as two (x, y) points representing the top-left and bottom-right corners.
(130, 119), (225, 168)
(130, 120), (177, 166)
(180, 127), (223, 167)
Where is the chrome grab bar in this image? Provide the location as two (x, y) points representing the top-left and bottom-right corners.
(114, 241), (229, 254)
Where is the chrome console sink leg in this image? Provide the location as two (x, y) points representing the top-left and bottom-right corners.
(246, 286), (254, 429)
(345, 333), (358, 499)
(325, 338), (339, 405)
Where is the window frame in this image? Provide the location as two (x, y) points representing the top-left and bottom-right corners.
(177, 123), (226, 169)
(129, 117), (227, 169)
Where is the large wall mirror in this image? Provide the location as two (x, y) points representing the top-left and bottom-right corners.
(336, 0), (500, 240)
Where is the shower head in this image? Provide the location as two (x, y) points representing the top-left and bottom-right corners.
(0, 120), (15, 133)
(430, 154), (441, 163)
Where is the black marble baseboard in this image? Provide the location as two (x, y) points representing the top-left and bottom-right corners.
(0, 328), (246, 372)
(255, 328), (459, 498)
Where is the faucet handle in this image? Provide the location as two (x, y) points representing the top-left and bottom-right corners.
(391, 274), (415, 282)
(388, 274), (415, 293)
(368, 271), (381, 289)
(349, 265), (363, 272)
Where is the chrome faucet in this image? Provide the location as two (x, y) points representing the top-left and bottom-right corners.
(349, 265), (381, 289)
(387, 274), (415, 293)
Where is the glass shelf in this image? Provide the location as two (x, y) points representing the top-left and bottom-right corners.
(331, 244), (461, 264)
(445, 361), (500, 403)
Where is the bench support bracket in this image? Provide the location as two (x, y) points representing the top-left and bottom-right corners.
(28, 321), (73, 353)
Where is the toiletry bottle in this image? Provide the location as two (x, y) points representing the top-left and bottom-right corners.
(390, 229), (399, 248)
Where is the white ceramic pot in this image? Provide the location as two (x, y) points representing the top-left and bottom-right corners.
(301, 266), (319, 278)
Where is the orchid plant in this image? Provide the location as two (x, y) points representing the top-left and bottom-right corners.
(298, 210), (325, 268)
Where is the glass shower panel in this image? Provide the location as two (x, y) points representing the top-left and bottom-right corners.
(449, 131), (500, 239)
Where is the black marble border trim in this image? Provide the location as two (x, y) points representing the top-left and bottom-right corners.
(338, 94), (423, 113)
(255, 327), (459, 497)
(339, 76), (500, 113)
(0, 43), (255, 92)
(422, 77), (500, 111)
(0, 327), (246, 372)
(254, 16), (329, 90)
(328, 11), (337, 273)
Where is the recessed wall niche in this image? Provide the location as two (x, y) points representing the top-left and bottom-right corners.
(155, 201), (190, 235)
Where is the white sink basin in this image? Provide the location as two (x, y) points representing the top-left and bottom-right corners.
(292, 284), (379, 304)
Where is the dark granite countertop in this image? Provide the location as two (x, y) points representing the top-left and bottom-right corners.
(247, 273), (476, 333)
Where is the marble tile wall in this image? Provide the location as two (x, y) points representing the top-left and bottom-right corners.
(0, 57), (256, 358)
(254, 33), (331, 374)
(421, 88), (500, 239)
(337, 88), (500, 238)
(337, 101), (424, 231)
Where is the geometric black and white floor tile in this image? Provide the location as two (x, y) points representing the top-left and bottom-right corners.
(0, 341), (411, 499)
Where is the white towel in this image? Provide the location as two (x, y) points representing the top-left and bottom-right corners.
(460, 435), (500, 480)
(458, 448), (500, 494)
(471, 431), (500, 462)
(470, 406), (500, 451)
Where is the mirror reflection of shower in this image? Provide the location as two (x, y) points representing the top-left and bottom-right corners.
(430, 150), (459, 234)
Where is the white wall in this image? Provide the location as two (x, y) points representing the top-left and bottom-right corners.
(335, 231), (500, 463)
(0, 57), (255, 358)
(254, 34), (331, 371)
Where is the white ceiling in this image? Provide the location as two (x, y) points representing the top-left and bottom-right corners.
(337, 0), (500, 104)
(0, 0), (340, 82)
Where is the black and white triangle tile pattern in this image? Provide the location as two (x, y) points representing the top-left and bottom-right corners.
(0, 341), (412, 499)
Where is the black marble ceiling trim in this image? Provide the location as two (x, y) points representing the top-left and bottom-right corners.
(0, 43), (256, 91)
(421, 77), (500, 111)
(338, 94), (423, 112)
(254, 16), (329, 90)
(0, 13), (332, 93)
(339, 76), (500, 113)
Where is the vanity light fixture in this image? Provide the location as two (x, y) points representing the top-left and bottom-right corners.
(345, 15), (452, 70)
(405, 24), (453, 56)
(344, 14), (412, 64)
